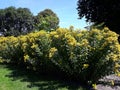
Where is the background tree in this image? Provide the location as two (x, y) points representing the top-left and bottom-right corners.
(77, 0), (120, 35)
(34, 9), (59, 31)
(69, 25), (74, 31)
(0, 6), (34, 36)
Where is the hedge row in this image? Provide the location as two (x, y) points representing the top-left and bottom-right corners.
(0, 27), (120, 84)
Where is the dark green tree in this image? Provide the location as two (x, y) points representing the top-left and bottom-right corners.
(0, 6), (34, 36)
(77, 0), (120, 35)
(34, 9), (59, 31)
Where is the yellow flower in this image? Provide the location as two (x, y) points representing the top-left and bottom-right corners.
(54, 35), (59, 38)
(111, 80), (114, 86)
(105, 37), (118, 43)
(49, 47), (57, 58)
(77, 33), (83, 37)
(92, 83), (97, 90)
(65, 35), (77, 46)
(22, 43), (27, 49)
(115, 69), (119, 73)
(31, 43), (38, 49)
(14, 43), (19, 47)
(83, 64), (89, 69)
(0, 57), (3, 63)
(19, 36), (27, 43)
(114, 44), (120, 52)
(56, 28), (69, 35)
(115, 63), (120, 68)
(90, 29), (100, 35)
(50, 31), (57, 36)
(29, 38), (35, 43)
(116, 73), (120, 77)
(96, 35), (103, 40)
(24, 55), (29, 62)
(107, 53), (119, 62)
(49, 53), (52, 58)
(81, 39), (89, 46)
(112, 54), (118, 61)
(37, 30), (47, 36)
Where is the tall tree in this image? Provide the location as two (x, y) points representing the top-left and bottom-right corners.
(34, 9), (59, 31)
(77, 0), (120, 35)
(0, 6), (34, 36)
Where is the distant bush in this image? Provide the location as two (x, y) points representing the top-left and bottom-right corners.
(0, 28), (120, 84)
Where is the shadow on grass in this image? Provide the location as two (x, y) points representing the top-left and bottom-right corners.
(1, 63), (90, 90)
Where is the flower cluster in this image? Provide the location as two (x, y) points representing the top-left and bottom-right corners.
(49, 47), (57, 58)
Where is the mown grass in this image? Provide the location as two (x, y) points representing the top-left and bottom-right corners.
(0, 63), (89, 90)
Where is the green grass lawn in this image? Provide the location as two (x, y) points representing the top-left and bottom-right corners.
(0, 63), (88, 90)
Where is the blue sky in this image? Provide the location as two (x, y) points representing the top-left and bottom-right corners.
(0, 0), (88, 29)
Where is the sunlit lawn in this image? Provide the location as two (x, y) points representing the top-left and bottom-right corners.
(0, 63), (88, 90)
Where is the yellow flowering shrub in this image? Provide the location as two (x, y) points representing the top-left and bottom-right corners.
(0, 30), (51, 65)
(0, 27), (120, 85)
(20, 30), (51, 70)
(49, 27), (120, 84)
(0, 36), (23, 63)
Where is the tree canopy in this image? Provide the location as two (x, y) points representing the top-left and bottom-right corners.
(0, 7), (59, 36)
(77, 0), (120, 34)
(0, 6), (34, 36)
(34, 9), (59, 31)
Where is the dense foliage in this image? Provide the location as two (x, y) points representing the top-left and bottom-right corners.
(34, 9), (59, 32)
(0, 28), (120, 85)
(0, 6), (34, 36)
(0, 7), (59, 36)
(77, 0), (120, 35)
